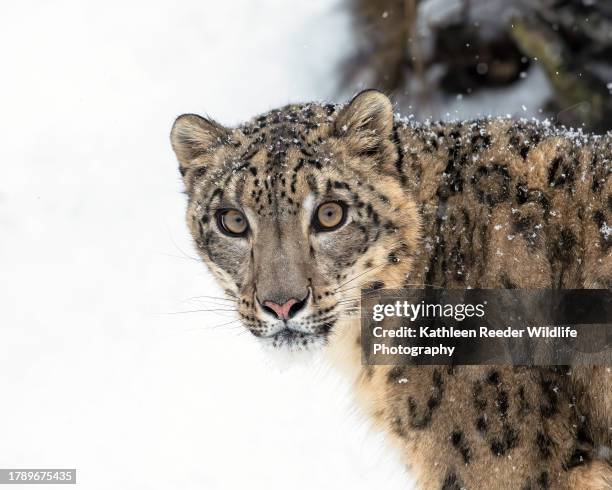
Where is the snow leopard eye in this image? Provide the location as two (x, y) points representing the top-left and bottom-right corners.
(216, 209), (249, 237)
(313, 201), (347, 232)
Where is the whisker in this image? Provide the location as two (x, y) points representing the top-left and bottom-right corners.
(178, 318), (244, 333)
(175, 294), (239, 311)
(335, 283), (388, 296)
(161, 308), (238, 315)
(167, 230), (201, 262)
(207, 318), (244, 329)
(333, 264), (385, 292)
(180, 298), (237, 309)
(185, 294), (236, 302)
(336, 292), (378, 303)
(157, 252), (201, 263)
(336, 281), (445, 296)
(336, 299), (361, 305)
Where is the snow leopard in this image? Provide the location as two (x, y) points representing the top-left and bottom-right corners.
(170, 90), (611, 489)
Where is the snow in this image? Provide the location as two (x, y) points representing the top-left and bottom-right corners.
(0, 2), (411, 490)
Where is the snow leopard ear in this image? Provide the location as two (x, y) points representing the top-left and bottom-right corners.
(334, 89), (394, 155)
(171, 114), (229, 176)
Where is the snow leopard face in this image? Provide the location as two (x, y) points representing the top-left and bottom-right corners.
(171, 90), (420, 349)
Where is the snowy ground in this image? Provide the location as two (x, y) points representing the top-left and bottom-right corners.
(0, 2), (557, 489)
(0, 1), (410, 489)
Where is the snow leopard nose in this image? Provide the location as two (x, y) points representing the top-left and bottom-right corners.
(261, 292), (309, 320)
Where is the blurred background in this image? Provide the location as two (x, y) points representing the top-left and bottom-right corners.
(342, 0), (612, 132)
(0, 1), (609, 489)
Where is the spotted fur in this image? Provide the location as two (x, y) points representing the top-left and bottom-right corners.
(171, 90), (611, 489)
